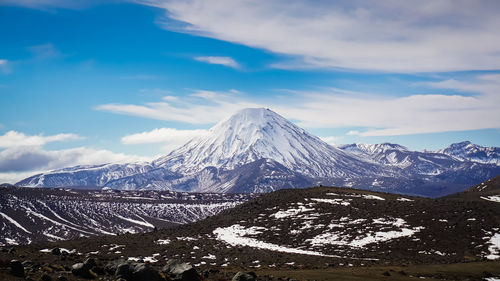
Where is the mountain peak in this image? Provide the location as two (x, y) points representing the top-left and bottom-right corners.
(154, 108), (379, 178)
(210, 107), (291, 138)
(439, 141), (500, 165)
(339, 143), (408, 155)
(225, 107), (274, 122)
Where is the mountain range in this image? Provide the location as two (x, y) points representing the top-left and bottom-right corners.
(16, 108), (500, 197)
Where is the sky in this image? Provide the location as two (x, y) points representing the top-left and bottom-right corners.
(1, 0), (500, 183)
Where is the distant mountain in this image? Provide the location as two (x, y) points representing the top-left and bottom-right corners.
(18, 163), (155, 189)
(337, 142), (498, 177)
(16, 108), (500, 197)
(438, 141), (500, 165)
(0, 186), (253, 245)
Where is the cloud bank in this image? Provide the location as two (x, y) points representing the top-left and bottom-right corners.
(96, 90), (260, 124)
(0, 131), (149, 183)
(0, 131), (81, 148)
(139, 0), (500, 72)
(97, 74), (500, 137)
(122, 127), (208, 152)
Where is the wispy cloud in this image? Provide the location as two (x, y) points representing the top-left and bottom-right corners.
(0, 0), (109, 10)
(95, 89), (260, 124)
(0, 131), (81, 148)
(319, 136), (341, 146)
(139, 0), (500, 72)
(194, 56), (240, 68)
(120, 74), (160, 80)
(0, 59), (10, 73)
(96, 74), (500, 136)
(27, 43), (62, 60)
(122, 128), (209, 153)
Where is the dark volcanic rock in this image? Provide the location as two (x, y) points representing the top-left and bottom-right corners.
(232, 271), (257, 281)
(41, 273), (52, 281)
(10, 259), (24, 277)
(71, 262), (94, 278)
(115, 262), (132, 280)
(162, 259), (201, 281)
(130, 262), (162, 281)
(105, 259), (125, 275)
(83, 258), (96, 268)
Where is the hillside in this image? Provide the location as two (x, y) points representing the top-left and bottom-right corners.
(0, 186), (253, 245)
(1, 184), (499, 280)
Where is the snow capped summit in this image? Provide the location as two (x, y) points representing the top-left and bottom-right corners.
(439, 141), (500, 165)
(339, 143), (408, 156)
(155, 108), (381, 178)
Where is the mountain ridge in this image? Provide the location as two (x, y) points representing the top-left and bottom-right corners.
(16, 108), (500, 197)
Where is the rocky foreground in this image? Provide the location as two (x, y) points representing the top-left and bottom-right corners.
(1, 249), (261, 281)
(1, 175), (500, 280)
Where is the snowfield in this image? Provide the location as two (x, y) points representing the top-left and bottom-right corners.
(213, 224), (377, 260)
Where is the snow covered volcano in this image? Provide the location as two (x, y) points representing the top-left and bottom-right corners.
(155, 108), (383, 178)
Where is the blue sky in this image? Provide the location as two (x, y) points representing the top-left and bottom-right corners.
(1, 0), (500, 183)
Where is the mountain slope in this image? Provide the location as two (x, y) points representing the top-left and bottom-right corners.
(0, 186), (254, 246)
(17, 163), (155, 189)
(7, 184), (500, 270)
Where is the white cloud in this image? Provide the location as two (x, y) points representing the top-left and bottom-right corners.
(95, 90), (260, 124)
(97, 74), (500, 137)
(319, 136), (340, 146)
(0, 131), (81, 148)
(139, 0), (500, 72)
(0, 59), (10, 73)
(0, 146), (150, 173)
(0, 171), (42, 185)
(194, 56), (240, 68)
(122, 128), (208, 144)
(122, 127), (208, 152)
(0, 131), (150, 182)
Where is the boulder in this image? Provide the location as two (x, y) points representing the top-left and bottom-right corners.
(71, 262), (94, 278)
(162, 259), (201, 281)
(40, 273), (52, 281)
(115, 262), (132, 280)
(130, 262), (162, 281)
(10, 259), (24, 277)
(83, 258), (96, 268)
(232, 271), (257, 281)
(105, 259), (126, 275)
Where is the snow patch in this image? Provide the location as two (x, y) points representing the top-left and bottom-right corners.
(481, 195), (500, 203)
(271, 205), (315, 219)
(486, 233), (500, 260)
(310, 198), (350, 206)
(213, 224), (368, 259)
